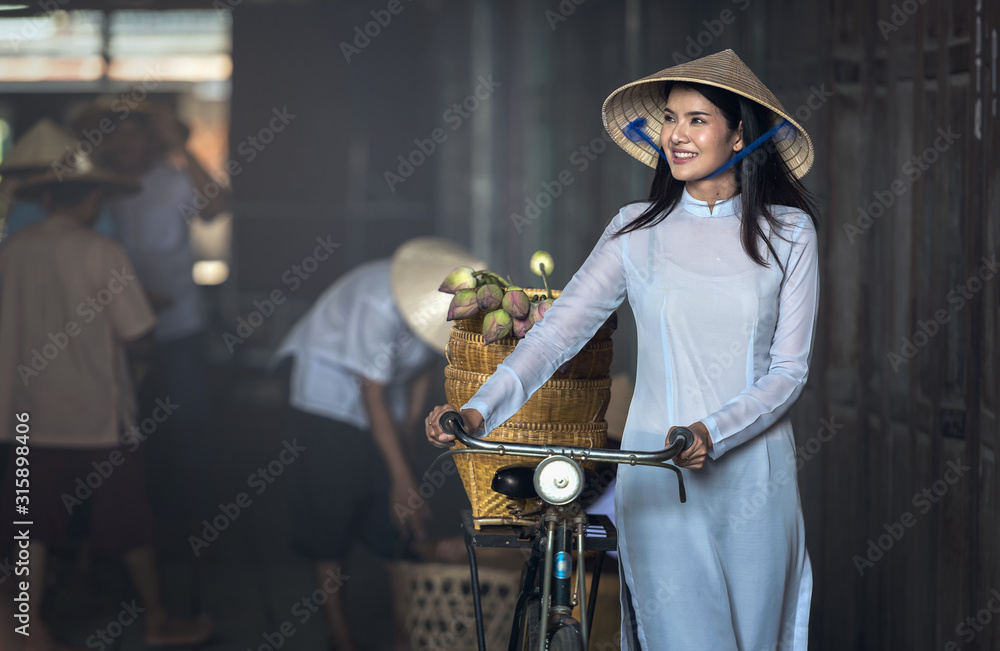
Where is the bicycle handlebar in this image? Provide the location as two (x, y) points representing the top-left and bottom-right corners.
(438, 411), (694, 465)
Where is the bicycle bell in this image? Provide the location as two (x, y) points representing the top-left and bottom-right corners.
(533, 456), (585, 505)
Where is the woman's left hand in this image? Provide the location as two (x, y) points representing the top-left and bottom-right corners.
(667, 421), (713, 470)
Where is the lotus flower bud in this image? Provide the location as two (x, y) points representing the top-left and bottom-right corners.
(482, 309), (513, 344)
(476, 283), (503, 311)
(512, 316), (532, 338)
(530, 250), (555, 277)
(447, 289), (479, 321)
(501, 288), (530, 319)
(536, 298), (554, 320)
(439, 266), (477, 294)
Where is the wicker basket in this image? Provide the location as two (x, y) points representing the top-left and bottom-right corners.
(396, 561), (521, 651)
(446, 328), (614, 380)
(445, 286), (615, 527)
(454, 421), (608, 524)
(445, 366), (611, 424)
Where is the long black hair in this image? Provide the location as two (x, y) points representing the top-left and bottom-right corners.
(613, 81), (819, 270)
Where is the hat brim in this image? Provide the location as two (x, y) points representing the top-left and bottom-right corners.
(14, 170), (141, 202)
(390, 238), (487, 354)
(601, 50), (814, 179)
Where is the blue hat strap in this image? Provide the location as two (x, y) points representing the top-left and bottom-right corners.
(622, 117), (669, 164)
(699, 119), (795, 180)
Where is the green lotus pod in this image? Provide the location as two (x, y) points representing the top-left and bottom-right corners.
(512, 316), (532, 339)
(476, 283), (503, 311)
(439, 266), (477, 294)
(536, 298), (554, 320)
(482, 309), (513, 344)
(501, 289), (530, 319)
(447, 289), (480, 321)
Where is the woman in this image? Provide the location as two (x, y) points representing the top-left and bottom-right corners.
(426, 50), (820, 650)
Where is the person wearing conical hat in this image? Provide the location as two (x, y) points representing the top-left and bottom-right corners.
(427, 50), (820, 649)
(272, 238), (484, 651)
(0, 118), (116, 240)
(0, 157), (214, 650)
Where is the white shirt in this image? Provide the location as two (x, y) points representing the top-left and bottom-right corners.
(107, 161), (203, 342)
(273, 260), (436, 430)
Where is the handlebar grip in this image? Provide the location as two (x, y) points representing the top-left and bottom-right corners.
(669, 426), (695, 452)
(439, 411), (468, 438)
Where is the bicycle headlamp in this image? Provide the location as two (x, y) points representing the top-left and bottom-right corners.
(533, 456), (584, 505)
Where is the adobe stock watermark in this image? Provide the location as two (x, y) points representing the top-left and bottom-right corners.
(16, 266), (140, 386)
(877, 0), (928, 41)
(61, 396), (180, 515)
(188, 439), (306, 557)
(943, 588), (1000, 650)
(339, 0), (412, 63)
(393, 457), (459, 525)
(669, 0), (753, 65)
(248, 567), (349, 650)
(727, 416), (844, 532)
(843, 127), (960, 243)
(83, 600), (145, 651)
(544, 0), (588, 31)
(3, 0), (72, 54)
(510, 129), (614, 234)
(887, 253), (998, 373)
(181, 107), (296, 222)
(221, 235), (340, 352)
(852, 457), (970, 576)
(54, 67), (167, 177)
(383, 74), (501, 192)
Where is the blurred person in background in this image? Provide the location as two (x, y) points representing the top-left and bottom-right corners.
(73, 99), (226, 526)
(272, 238), (483, 651)
(0, 118), (116, 241)
(0, 157), (213, 650)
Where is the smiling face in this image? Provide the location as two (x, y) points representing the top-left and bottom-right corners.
(659, 85), (743, 190)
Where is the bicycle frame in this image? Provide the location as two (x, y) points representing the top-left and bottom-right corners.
(433, 413), (691, 651)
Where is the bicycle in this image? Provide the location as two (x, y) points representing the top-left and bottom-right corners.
(431, 411), (693, 651)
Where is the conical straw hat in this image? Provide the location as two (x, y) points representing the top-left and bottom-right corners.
(14, 149), (140, 202)
(602, 49), (814, 179)
(0, 118), (78, 174)
(390, 238), (486, 354)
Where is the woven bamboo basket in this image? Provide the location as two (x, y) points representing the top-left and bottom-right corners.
(395, 561), (521, 651)
(445, 366), (611, 424)
(452, 421), (608, 524)
(445, 286), (616, 526)
(446, 329), (614, 380)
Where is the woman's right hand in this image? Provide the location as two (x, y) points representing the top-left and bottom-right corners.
(425, 405), (484, 448)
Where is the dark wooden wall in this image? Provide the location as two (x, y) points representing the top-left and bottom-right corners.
(817, 0), (999, 649)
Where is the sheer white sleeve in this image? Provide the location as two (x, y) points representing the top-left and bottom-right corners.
(462, 211), (629, 435)
(702, 214), (820, 459)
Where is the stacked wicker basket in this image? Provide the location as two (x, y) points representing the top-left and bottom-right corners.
(444, 289), (614, 528)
